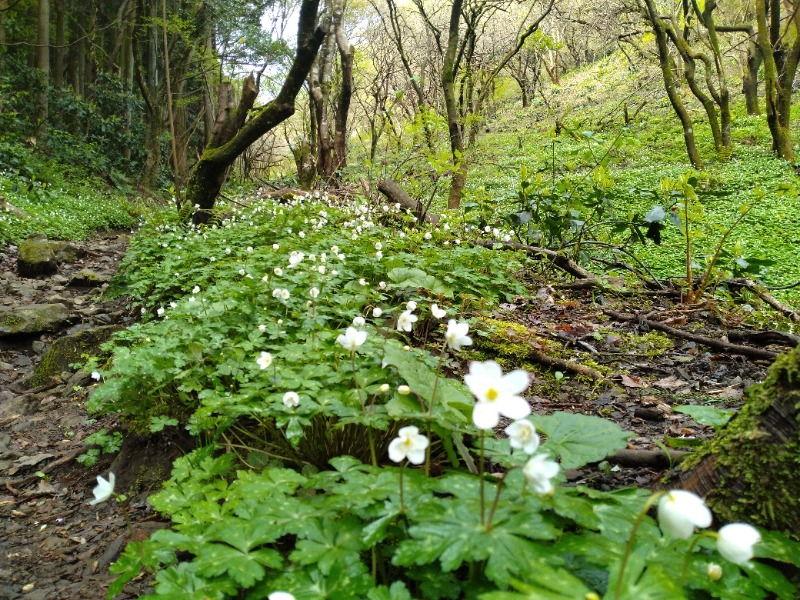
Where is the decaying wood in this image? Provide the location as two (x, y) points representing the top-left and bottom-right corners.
(377, 179), (439, 224)
(0, 197), (29, 218)
(727, 329), (800, 348)
(603, 309), (779, 360)
(674, 346), (800, 535)
(526, 348), (604, 380)
(607, 448), (688, 468)
(726, 278), (800, 322)
(473, 239), (598, 282)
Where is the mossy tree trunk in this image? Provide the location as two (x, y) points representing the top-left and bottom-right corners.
(755, 0), (800, 162)
(677, 346), (800, 536)
(641, 0), (703, 169)
(187, 0), (325, 224)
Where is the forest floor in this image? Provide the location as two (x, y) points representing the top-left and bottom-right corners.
(0, 231), (793, 599)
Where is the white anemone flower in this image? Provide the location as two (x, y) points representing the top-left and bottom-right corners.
(268, 592), (295, 600)
(279, 289), (291, 300)
(657, 490), (713, 540)
(388, 426), (429, 465)
(89, 472), (115, 506)
(716, 523), (761, 564)
(522, 454), (559, 494)
(309, 287), (320, 299)
(445, 320), (472, 351)
(282, 391), (300, 408)
(505, 419), (540, 454)
(431, 304), (447, 319)
(373, 307), (383, 318)
(353, 316), (366, 327)
(257, 351), (273, 370)
(406, 300), (417, 311)
(337, 326), (368, 351)
(464, 360), (531, 429)
(397, 310), (418, 332)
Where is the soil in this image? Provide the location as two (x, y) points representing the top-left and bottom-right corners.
(0, 232), (790, 599)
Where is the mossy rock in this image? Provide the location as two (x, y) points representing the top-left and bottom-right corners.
(17, 235), (84, 277)
(0, 303), (70, 336)
(22, 325), (122, 389)
(679, 346), (800, 537)
(69, 269), (109, 287)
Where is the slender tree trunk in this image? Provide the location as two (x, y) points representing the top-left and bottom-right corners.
(442, 0), (467, 209)
(35, 0), (50, 138)
(332, 0), (353, 174)
(641, 0), (703, 168)
(755, 0), (800, 161)
(743, 39), (761, 115)
(54, 0), (65, 89)
(187, 0), (324, 224)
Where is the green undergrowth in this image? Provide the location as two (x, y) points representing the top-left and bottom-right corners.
(0, 140), (143, 245)
(84, 191), (800, 599)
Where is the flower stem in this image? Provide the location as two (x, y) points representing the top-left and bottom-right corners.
(479, 431), (486, 527)
(426, 342), (448, 418)
(399, 463), (406, 513)
(680, 531), (716, 584)
(350, 351), (364, 410)
(485, 473), (506, 531)
(614, 491), (664, 600)
(368, 429), (378, 467)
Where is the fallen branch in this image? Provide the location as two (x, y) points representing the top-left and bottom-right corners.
(473, 239), (598, 282)
(606, 448), (688, 468)
(377, 179), (440, 224)
(727, 330), (800, 348)
(726, 278), (800, 322)
(2, 447), (84, 488)
(603, 309), (779, 360)
(527, 348), (605, 380)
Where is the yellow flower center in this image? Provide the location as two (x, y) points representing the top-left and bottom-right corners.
(486, 387), (499, 401)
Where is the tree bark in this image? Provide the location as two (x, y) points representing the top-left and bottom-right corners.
(641, 0), (703, 168)
(677, 346), (800, 537)
(442, 0), (467, 209)
(755, 0), (800, 161)
(35, 0), (50, 138)
(187, 0), (325, 224)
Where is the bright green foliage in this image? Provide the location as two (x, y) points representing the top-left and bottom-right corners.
(92, 191), (800, 599)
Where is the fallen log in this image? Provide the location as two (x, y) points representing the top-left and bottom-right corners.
(473, 239), (598, 282)
(377, 179), (439, 224)
(603, 309), (778, 361)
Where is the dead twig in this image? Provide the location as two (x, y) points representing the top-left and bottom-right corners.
(726, 278), (800, 322)
(473, 239), (598, 282)
(3, 447), (84, 488)
(603, 309), (779, 361)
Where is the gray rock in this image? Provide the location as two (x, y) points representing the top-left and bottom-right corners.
(17, 235), (84, 277)
(0, 303), (70, 336)
(69, 269), (109, 287)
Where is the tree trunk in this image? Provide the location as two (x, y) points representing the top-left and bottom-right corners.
(743, 38), (761, 115)
(442, 0), (467, 209)
(677, 346), (800, 537)
(187, 0), (325, 224)
(755, 0), (800, 161)
(332, 0), (353, 175)
(35, 0), (50, 138)
(53, 0), (65, 89)
(641, 0), (703, 169)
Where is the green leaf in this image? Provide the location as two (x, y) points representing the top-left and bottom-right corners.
(673, 405), (733, 429)
(387, 267), (452, 297)
(532, 412), (632, 469)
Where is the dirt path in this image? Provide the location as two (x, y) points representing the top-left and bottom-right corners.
(0, 233), (161, 600)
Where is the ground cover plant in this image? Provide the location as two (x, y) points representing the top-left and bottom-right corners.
(84, 192), (800, 599)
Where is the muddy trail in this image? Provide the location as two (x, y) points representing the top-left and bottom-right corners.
(0, 233), (179, 600)
(0, 231), (792, 599)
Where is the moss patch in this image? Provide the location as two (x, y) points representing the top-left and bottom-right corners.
(681, 347), (800, 536)
(23, 325), (122, 388)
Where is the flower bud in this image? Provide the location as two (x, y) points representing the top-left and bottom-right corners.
(398, 385), (411, 395)
(706, 563), (722, 581)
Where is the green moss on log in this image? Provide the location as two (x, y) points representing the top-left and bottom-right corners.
(681, 347), (800, 535)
